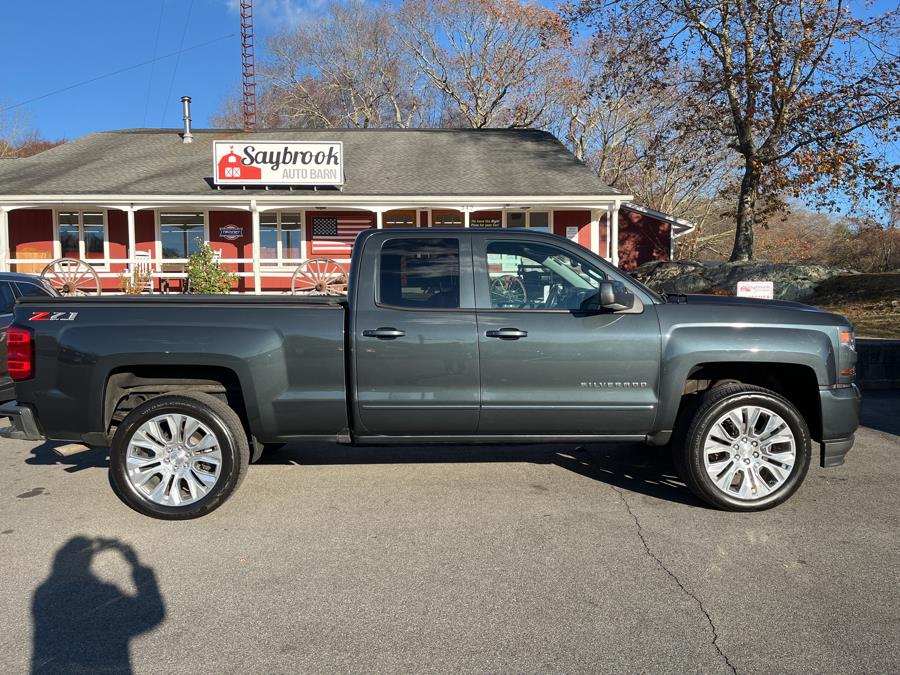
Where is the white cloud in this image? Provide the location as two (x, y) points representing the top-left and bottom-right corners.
(224, 0), (328, 29)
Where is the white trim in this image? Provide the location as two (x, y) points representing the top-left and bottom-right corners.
(0, 208), (8, 272)
(622, 202), (696, 235)
(126, 207), (137, 267)
(611, 205), (620, 267)
(299, 210), (307, 258)
(0, 194), (630, 210)
(251, 202), (261, 294)
(589, 209), (601, 256)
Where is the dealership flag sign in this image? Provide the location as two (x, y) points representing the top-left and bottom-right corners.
(214, 141), (344, 187)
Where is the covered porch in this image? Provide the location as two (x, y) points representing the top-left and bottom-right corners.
(0, 197), (624, 294)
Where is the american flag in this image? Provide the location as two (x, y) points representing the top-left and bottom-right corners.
(309, 216), (373, 257)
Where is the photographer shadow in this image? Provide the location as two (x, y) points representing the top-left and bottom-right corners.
(31, 536), (165, 674)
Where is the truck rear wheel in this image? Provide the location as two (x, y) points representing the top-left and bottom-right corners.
(676, 384), (811, 511)
(110, 393), (250, 519)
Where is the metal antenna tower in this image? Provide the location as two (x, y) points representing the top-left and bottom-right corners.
(240, 0), (257, 131)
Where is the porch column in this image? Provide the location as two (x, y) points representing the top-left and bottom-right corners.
(605, 204), (614, 260)
(299, 210), (307, 259)
(589, 209), (601, 257)
(251, 201), (261, 294)
(463, 208), (470, 228)
(376, 210), (383, 229)
(611, 203), (620, 267)
(0, 208), (8, 273)
(126, 207), (137, 267)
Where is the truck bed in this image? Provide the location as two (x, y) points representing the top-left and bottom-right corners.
(13, 294), (349, 446)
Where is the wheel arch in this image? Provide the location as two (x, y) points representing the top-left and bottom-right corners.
(103, 365), (252, 441)
(669, 361), (823, 442)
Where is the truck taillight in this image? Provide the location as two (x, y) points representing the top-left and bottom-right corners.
(7, 326), (34, 381)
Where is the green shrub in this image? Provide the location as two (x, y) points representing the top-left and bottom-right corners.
(186, 240), (236, 294)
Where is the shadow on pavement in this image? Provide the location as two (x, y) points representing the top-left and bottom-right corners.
(25, 442), (108, 473)
(261, 441), (706, 508)
(31, 536), (165, 674)
(860, 389), (900, 437)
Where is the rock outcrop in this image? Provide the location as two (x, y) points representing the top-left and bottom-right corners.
(630, 260), (846, 302)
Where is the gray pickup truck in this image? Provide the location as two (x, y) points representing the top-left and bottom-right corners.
(1, 228), (860, 519)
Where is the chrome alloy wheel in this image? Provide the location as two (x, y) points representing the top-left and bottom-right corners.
(702, 405), (796, 501)
(125, 414), (223, 507)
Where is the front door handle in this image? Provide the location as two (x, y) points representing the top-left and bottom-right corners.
(485, 328), (528, 340)
(362, 327), (406, 339)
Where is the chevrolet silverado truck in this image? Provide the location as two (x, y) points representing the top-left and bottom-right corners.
(0, 229), (860, 519)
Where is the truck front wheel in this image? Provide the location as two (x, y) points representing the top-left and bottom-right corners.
(676, 384), (812, 511)
(110, 393), (250, 519)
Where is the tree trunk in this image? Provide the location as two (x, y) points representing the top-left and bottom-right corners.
(730, 160), (760, 262)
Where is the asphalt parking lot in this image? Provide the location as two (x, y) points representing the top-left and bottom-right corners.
(1, 392), (898, 674)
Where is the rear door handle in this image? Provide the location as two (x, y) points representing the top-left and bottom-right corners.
(485, 328), (528, 340)
(362, 327), (406, 339)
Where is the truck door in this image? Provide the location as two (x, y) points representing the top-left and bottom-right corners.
(351, 233), (480, 436)
(473, 236), (660, 436)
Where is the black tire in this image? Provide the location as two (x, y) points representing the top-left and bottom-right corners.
(110, 392), (250, 520)
(675, 384), (812, 511)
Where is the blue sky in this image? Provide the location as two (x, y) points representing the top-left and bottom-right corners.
(1, 0), (326, 139)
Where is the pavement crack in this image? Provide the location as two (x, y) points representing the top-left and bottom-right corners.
(610, 485), (738, 675)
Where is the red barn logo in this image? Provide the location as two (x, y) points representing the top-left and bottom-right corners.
(217, 146), (261, 181)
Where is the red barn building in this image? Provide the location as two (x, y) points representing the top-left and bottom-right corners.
(0, 127), (691, 292)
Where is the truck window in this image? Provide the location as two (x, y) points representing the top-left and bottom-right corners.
(379, 238), (460, 309)
(485, 240), (607, 310)
(14, 281), (52, 298)
(0, 283), (16, 314)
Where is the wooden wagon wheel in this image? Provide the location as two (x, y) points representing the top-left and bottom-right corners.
(291, 258), (347, 296)
(41, 258), (102, 296)
(490, 274), (527, 307)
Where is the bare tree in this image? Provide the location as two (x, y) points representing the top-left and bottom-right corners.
(263, 0), (423, 128)
(398, 0), (569, 128)
(547, 35), (734, 250)
(575, 0), (900, 261)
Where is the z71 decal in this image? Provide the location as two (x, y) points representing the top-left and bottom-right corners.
(29, 311), (79, 321)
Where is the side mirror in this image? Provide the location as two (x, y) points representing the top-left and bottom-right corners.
(589, 280), (635, 312)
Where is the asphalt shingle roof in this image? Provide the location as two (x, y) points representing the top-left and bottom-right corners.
(0, 128), (619, 197)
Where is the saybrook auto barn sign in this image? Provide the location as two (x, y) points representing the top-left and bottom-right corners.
(214, 140), (344, 187)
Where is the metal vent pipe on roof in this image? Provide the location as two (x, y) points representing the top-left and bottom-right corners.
(181, 96), (194, 144)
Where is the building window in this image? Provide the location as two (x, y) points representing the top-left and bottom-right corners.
(507, 212), (526, 228)
(160, 212), (205, 259)
(505, 211), (550, 231)
(431, 210), (464, 227)
(57, 211), (106, 265)
(528, 211), (550, 232)
(260, 212), (303, 265)
(384, 210), (416, 228)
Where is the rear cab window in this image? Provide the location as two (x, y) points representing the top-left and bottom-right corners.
(0, 283), (16, 314)
(378, 238), (461, 309)
(13, 281), (53, 298)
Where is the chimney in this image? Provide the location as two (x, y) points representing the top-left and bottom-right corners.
(181, 96), (194, 144)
